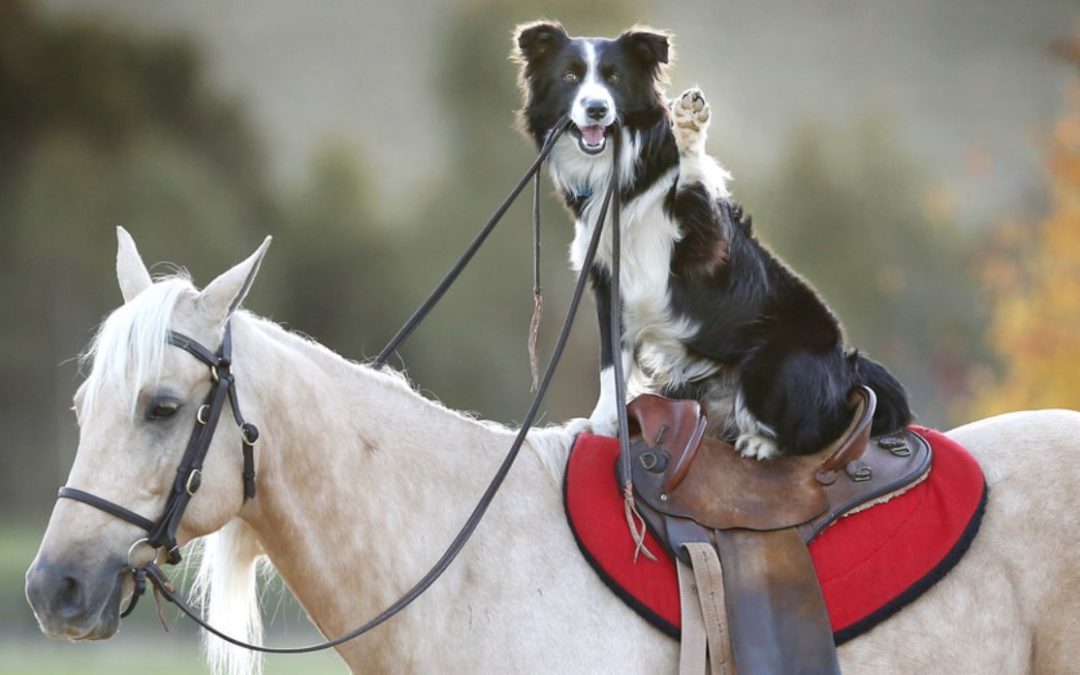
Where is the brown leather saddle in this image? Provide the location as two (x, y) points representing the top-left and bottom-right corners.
(621, 387), (931, 674)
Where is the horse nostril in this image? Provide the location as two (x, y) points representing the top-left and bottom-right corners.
(57, 575), (86, 620)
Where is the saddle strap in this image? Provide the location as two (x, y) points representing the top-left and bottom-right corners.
(677, 559), (709, 675)
(714, 528), (841, 675)
(679, 542), (735, 675)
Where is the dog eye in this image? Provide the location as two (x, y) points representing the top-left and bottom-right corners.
(605, 70), (620, 83)
(146, 397), (180, 421)
(562, 71), (579, 83)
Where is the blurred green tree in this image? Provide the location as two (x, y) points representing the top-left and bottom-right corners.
(270, 142), (398, 357)
(0, 1), (277, 513)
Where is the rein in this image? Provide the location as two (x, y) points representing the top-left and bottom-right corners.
(55, 116), (640, 653)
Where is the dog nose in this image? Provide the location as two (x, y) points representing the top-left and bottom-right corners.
(26, 559), (90, 623)
(584, 100), (609, 121)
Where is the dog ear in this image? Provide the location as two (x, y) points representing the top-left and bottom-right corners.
(618, 27), (672, 67)
(513, 21), (569, 64)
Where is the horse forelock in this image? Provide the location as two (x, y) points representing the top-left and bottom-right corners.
(80, 276), (196, 417)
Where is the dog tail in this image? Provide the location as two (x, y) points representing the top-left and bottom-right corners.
(852, 352), (914, 435)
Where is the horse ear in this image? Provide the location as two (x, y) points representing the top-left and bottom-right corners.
(197, 237), (272, 324)
(513, 21), (568, 65)
(116, 226), (153, 303)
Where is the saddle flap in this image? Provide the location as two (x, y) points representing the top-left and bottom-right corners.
(713, 528), (842, 675)
(627, 394), (708, 493)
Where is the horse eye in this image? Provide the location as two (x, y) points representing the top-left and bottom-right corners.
(563, 71), (579, 83)
(147, 398), (180, 421)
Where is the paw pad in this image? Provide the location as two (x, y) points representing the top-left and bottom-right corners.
(672, 87), (711, 154)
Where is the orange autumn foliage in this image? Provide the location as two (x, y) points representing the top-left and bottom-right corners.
(973, 67), (1080, 416)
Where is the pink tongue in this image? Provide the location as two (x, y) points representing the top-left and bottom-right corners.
(580, 125), (605, 146)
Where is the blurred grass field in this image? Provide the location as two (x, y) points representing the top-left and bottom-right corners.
(1, 642), (347, 675)
(2, 522), (346, 674)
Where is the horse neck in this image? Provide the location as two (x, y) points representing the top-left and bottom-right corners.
(232, 315), (522, 638)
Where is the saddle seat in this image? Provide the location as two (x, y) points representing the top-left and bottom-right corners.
(621, 387), (931, 675)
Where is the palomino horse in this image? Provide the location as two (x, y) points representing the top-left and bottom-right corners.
(26, 230), (1080, 674)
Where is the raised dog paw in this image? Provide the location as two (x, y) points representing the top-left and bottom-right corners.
(672, 87), (711, 154)
(735, 433), (781, 461)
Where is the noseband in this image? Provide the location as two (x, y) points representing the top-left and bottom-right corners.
(58, 322), (259, 615)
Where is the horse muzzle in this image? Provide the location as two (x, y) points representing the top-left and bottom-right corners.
(25, 555), (126, 640)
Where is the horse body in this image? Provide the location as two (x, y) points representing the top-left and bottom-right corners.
(232, 314), (677, 673)
(26, 232), (1080, 674)
(234, 313), (1080, 674)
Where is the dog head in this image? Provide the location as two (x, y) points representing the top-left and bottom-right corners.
(513, 21), (672, 157)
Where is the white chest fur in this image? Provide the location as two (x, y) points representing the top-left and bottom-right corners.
(559, 147), (720, 392)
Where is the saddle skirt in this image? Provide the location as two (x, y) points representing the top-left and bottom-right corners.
(564, 426), (986, 644)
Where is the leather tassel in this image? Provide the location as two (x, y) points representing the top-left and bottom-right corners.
(624, 482), (657, 562)
(153, 584), (171, 632)
(528, 167), (544, 392)
(528, 291), (543, 391)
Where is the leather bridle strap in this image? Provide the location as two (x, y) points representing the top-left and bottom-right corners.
(58, 322), (260, 567)
(171, 328), (260, 501)
(55, 487), (157, 532)
(605, 132), (654, 560)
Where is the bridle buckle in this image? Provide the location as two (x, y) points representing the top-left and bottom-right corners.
(185, 469), (202, 496)
(241, 423), (259, 446)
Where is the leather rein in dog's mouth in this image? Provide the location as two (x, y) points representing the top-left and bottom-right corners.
(55, 116), (646, 653)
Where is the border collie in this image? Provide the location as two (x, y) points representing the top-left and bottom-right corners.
(512, 21), (912, 458)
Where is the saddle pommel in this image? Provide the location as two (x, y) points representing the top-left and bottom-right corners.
(627, 394), (708, 494)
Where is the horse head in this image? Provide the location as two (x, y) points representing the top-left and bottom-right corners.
(26, 227), (270, 641)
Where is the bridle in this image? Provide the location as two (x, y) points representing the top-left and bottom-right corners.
(53, 115), (641, 653)
(58, 322), (259, 617)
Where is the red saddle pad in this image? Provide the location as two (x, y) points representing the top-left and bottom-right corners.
(563, 426), (986, 644)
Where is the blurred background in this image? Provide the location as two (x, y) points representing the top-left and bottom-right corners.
(2, 0), (1078, 672)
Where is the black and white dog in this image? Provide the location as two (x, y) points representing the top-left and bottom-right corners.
(513, 21), (912, 458)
